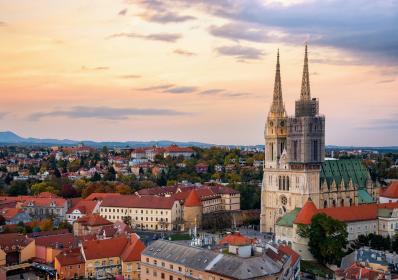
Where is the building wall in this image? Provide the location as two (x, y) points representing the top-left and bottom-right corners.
(121, 260), (141, 280)
(54, 258), (85, 280)
(20, 240), (35, 263)
(85, 257), (122, 279)
(183, 206), (202, 229)
(141, 255), (233, 280)
(99, 202), (182, 231)
(0, 249), (6, 266)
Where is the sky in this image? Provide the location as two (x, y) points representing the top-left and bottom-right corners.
(0, 0), (397, 146)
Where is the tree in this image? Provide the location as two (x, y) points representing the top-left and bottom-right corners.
(0, 215), (5, 226)
(39, 219), (53, 231)
(8, 181), (28, 196)
(91, 172), (101, 182)
(306, 213), (348, 265)
(60, 184), (78, 198)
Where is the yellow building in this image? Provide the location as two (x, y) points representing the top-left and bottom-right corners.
(81, 235), (144, 280)
(100, 195), (182, 231)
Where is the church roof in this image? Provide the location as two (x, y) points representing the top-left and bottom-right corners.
(320, 159), (370, 190)
(293, 199), (317, 225)
(358, 189), (374, 204)
(276, 208), (301, 227)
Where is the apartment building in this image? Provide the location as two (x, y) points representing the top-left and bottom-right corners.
(100, 195), (182, 231)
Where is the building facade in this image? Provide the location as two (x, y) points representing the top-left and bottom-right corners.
(260, 46), (375, 233)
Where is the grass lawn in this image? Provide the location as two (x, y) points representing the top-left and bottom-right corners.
(169, 233), (192, 241)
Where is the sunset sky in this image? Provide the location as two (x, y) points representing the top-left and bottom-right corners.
(0, 0), (397, 146)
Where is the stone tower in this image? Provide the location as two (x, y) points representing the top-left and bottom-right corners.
(260, 45), (325, 233)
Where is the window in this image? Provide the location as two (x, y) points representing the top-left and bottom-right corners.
(161, 273), (165, 279)
(293, 140), (298, 161)
(313, 140), (318, 161)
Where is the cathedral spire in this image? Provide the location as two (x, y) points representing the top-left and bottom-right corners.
(300, 44), (311, 100)
(270, 49), (285, 115)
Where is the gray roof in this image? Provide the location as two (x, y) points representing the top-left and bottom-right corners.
(142, 240), (283, 280)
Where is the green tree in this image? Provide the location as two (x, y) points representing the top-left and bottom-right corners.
(307, 213), (348, 265)
(8, 181), (28, 196)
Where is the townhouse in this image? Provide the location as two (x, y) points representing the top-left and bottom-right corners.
(80, 235), (145, 280)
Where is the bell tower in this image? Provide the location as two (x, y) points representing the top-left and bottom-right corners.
(261, 50), (288, 233)
(264, 50), (288, 169)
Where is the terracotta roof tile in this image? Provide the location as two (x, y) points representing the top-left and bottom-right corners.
(278, 245), (300, 266)
(380, 181), (398, 198)
(184, 190), (202, 207)
(0, 207), (24, 220)
(219, 232), (254, 246)
(66, 200), (98, 215)
(82, 236), (129, 260)
(294, 198), (318, 225)
(55, 247), (85, 266)
(121, 235), (146, 262)
(101, 195), (176, 209)
(76, 214), (112, 226)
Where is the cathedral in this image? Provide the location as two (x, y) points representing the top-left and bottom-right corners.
(260, 45), (377, 233)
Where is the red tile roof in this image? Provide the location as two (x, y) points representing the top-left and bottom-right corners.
(0, 207), (24, 220)
(380, 181), (398, 198)
(84, 192), (121, 201)
(0, 233), (33, 253)
(294, 199), (318, 225)
(319, 204), (378, 222)
(101, 195), (176, 209)
(82, 236), (129, 260)
(55, 247), (85, 266)
(219, 232), (254, 246)
(278, 245), (300, 266)
(76, 214), (112, 227)
(66, 200), (98, 215)
(28, 229), (69, 238)
(184, 190), (202, 207)
(121, 235), (146, 262)
(34, 233), (76, 249)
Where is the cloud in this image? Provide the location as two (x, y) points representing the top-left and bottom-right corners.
(209, 23), (269, 43)
(81, 66), (109, 71)
(173, 49), (196, 56)
(118, 8), (128, 16)
(118, 74), (141, 79)
(163, 86), (197, 94)
(28, 106), (188, 121)
(141, 11), (195, 23)
(359, 114), (398, 130)
(142, 0), (398, 64)
(108, 32), (181, 43)
(376, 79), (395, 84)
(138, 84), (174, 91)
(223, 92), (250, 97)
(200, 89), (225, 95)
(0, 112), (8, 118)
(0, 21), (6, 26)
(215, 45), (265, 60)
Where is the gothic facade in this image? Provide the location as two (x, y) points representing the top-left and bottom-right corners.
(260, 46), (376, 233)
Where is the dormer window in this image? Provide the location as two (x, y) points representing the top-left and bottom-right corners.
(28, 202), (34, 206)
(50, 202), (56, 207)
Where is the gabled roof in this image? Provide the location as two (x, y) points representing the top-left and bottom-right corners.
(278, 245), (300, 266)
(84, 192), (121, 201)
(184, 190), (202, 207)
(294, 199), (317, 225)
(82, 236), (129, 260)
(76, 214), (112, 227)
(0, 207), (24, 220)
(0, 233), (33, 253)
(66, 200), (97, 215)
(319, 204), (378, 222)
(121, 235), (146, 262)
(34, 233), (76, 249)
(380, 181), (398, 198)
(55, 247), (85, 266)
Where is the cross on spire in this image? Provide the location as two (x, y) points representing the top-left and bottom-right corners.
(300, 44), (311, 100)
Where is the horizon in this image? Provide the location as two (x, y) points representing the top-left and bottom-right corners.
(1, 1), (397, 146)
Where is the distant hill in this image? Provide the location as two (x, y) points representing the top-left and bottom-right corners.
(0, 131), (213, 148)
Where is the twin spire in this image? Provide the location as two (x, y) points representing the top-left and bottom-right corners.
(270, 44), (311, 114)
